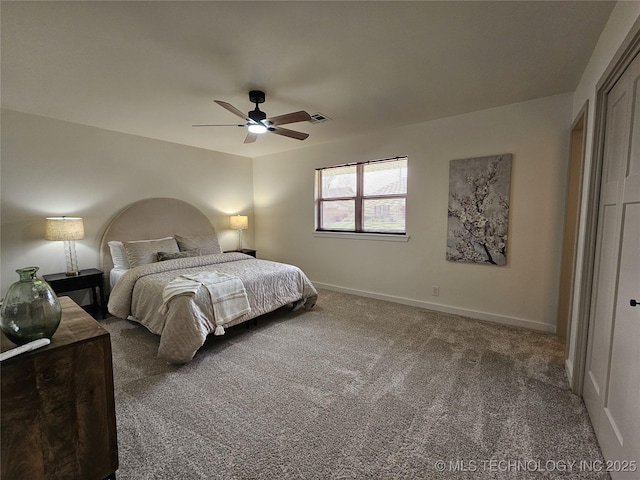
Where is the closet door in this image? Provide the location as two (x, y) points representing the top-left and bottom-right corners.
(583, 52), (640, 479)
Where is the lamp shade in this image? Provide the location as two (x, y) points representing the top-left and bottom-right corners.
(230, 215), (248, 231)
(45, 217), (85, 241)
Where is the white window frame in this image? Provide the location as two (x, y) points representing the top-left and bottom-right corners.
(315, 156), (408, 236)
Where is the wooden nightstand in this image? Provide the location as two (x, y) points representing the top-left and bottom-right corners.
(43, 268), (106, 319)
(1, 296), (118, 480)
(225, 248), (257, 258)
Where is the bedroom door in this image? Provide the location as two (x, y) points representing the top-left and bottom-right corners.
(582, 50), (640, 478)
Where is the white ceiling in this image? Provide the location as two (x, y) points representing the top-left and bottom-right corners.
(1, 1), (615, 158)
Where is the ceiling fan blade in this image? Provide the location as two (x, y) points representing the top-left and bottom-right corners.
(267, 110), (312, 126)
(214, 100), (253, 123)
(244, 131), (258, 144)
(270, 126), (309, 141)
(192, 124), (245, 127)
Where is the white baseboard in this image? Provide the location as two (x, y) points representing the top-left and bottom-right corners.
(313, 282), (555, 333)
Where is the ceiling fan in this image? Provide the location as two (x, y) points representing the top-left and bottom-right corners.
(193, 90), (312, 144)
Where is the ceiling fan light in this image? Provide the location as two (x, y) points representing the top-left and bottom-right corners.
(248, 124), (267, 134)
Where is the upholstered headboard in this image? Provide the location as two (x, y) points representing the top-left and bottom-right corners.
(99, 198), (216, 279)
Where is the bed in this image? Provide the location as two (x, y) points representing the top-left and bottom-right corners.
(101, 198), (318, 364)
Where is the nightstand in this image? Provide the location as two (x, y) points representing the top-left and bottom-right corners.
(226, 248), (257, 258)
(43, 268), (106, 319)
(1, 296), (118, 480)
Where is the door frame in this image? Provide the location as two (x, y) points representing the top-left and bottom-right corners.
(560, 101), (588, 343)
(571, 16), (640, 395)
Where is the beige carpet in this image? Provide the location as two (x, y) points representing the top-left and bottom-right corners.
(103, 288), (608, 479)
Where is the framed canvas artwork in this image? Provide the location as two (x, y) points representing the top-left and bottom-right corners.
(447, 154), (512, 266)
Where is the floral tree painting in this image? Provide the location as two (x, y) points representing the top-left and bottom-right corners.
(447, 154), (512, 266)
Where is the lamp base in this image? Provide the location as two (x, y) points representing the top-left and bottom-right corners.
(63, 240), (80, 277)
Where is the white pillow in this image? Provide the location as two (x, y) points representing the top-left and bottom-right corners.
(108, 237), (175, 269)
(108, 241), (129, 269)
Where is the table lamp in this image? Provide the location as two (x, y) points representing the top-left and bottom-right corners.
(230, 215), (248, 250)
(45, 217), (85, 276)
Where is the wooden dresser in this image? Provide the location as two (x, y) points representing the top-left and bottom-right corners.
(1, 296), (118, 480)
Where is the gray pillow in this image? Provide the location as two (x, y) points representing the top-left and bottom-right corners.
(174, 234), (221, 255)
(123, 237), (180, 267)
(157, 250), (200, 262)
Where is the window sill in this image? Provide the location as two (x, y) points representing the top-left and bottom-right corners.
(313, 231), (410, 242)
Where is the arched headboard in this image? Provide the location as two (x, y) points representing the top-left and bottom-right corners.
(99, 198), (216, 278)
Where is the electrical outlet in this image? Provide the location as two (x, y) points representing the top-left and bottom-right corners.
(432, 286), (440, 296)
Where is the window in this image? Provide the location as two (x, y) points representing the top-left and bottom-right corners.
(316, 156), (408, 234)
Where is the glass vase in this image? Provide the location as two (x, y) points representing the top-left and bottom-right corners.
(0, 266), (62, 345)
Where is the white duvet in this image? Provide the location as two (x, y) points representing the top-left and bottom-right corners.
(108, 252), (318, 363)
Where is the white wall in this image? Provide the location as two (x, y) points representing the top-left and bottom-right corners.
(253, 93), (573, 332)
(1, 110), (254, 297)
(566, 2), (640, 383)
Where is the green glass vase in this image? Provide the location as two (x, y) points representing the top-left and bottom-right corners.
(0, 266), (62, 345)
